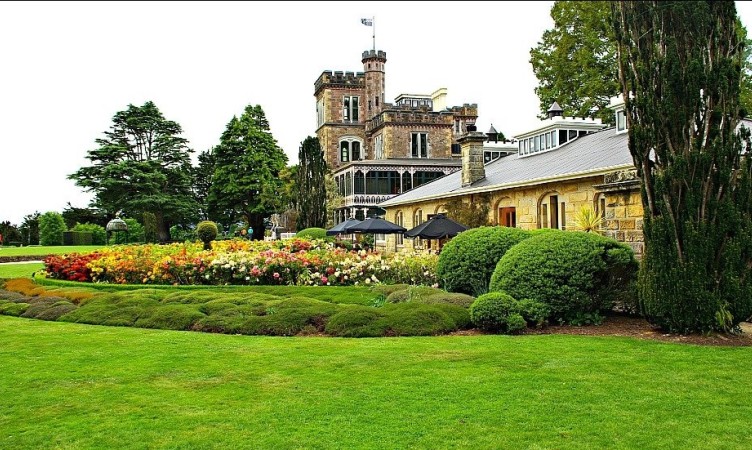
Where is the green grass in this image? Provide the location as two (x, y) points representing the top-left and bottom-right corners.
(0, 316), (750, 449)
(0, 263), (44, 279)
(0, 245), (104, 257)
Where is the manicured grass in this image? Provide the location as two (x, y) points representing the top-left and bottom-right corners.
(0, 263), (44, 279)
(0, 245), (104, 257)
(1, 316), (750, 449)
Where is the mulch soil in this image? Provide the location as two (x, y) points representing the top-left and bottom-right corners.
(520, 314), (752, 347)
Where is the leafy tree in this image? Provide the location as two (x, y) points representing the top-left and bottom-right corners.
(19, 212), (40, 245)
(295, 136), (328, 230)
(39, 211), (67, 246)
(443, 193), (491, 229)
(0, 221), (22, 245)
(612, 0), (752, 333)
(207, 104), (288, 240)
(530, 1), (619, 124)
(61, 203), (107, 229)
(325, 173), (343, 229)
(192, 149), (215, 221)
(68, 101), (199, 242)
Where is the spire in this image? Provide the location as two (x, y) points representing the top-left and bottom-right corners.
(547, 101), (564, 119)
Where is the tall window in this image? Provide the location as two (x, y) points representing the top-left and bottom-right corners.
(340, 138), (362, 162)
(316, 98), (324, 127)
(374, 134), (384, 160)
(395, 211), (404, 245)
(414, 209), (423, 227)
(343, 96), (359, 122)
(411, 132), (428, 158)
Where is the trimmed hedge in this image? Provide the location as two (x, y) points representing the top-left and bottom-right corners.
(296, 228), (329, 240)
(489, 231), (638, 323)
(469, 291), (525, 333)
(196, 221), (219, 250)
(436, 226), (532, 296)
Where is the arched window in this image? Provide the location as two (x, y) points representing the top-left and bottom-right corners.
(339, 137), (362, 163)
(538, 192), (566, 230)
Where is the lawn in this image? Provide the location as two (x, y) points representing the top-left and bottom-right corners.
(0, 245), (104, 257)
(0, 262), (43, 279)
(1, 316), (750, 449)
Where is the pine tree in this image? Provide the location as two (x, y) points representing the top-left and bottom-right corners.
(612, 0), (752, 333)
(295, 136), (328, 230)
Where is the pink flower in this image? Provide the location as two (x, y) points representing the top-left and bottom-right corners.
(321, 276), (328, 284)
(273, 272), (280, 279)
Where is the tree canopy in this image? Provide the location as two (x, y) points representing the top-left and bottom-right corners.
(207, 104), (288, 240)
(68, 101), (198, 242)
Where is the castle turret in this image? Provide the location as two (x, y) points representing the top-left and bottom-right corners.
(362, 50), (387, 120)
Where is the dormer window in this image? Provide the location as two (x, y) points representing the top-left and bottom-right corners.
(616, 109), (627, 133)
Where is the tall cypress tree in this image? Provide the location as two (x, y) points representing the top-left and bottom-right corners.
(612, 1), (752, 333)
(295, 136), (328, 230)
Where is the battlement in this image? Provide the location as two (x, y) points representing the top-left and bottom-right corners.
(361, 50), (387, 62)
(314, 70), (365, 94)
(447, 104), (479, 117)
(367, 108), (454, 131)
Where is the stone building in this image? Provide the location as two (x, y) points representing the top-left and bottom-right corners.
(314, 49), (513, 222)
(378, 97), (647, 256)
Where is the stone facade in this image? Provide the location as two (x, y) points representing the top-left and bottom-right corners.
(382, 171), (645, 255)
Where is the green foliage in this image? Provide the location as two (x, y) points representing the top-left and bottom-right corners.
(419, 293), (476, 309)
(0, 221), (23, 246)
(134, 304), (205, 331)
(325, 303), (463, 337)
(613, 1), (752, 333)
(62, 231), (93, 246)
(196, 221), (218, 249)
(192, 149), (216, 221)
(517, 298), (551, 328)
(19, 212), (40, 245)
(324, 173), (344, 229)
(385, 286), (445, 304)
(296, 136), (328, 230)
(115, 218), (144, 244)
(71, 223), (106, 245)
(207, 104), (288, 241)
(469, 291), (526, 334)
(530, 1), (618, 124)
(442, 193), (491, 229)
(68, 101), (198, 242)
(39, 211), (67, 246)
(573, 206), (604, 234)
(295, 228), (328, 240)
(490, 231), (638, 324)
(0, 301), (29, 316)
(61, 204), (106, 229)
(437, 226), (532, 296)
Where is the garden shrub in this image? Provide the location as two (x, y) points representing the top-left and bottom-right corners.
(489, 231), (638, 324)
(517, 298), (550, 328)
(33, 301), (77, 321)
(134, 304), (206, 330)
(370, 284), (410, 297)
(296, 228), (329, 240)
(421, 293), (476, 308)
(62, 231), (93, 246)
(505, 313), (527, 334)
(385, 286), (444, 304)
(469, 291), (523, 333)
(425, 303), (472, 329)
(379, 303), (457, 336)
(0, 301), (29, 316)
(436, 226), (532, 296)
(196, 221), (219, 250)
(325, 307), (389, 337)
(39, 211), (67, 246)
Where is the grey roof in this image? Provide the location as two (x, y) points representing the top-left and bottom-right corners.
(380, 127), (633, 207)
(548, 101), (563, 113)
(487, 124), (498, 134)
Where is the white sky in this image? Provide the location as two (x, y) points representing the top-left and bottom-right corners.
(2, 1), (751, 226)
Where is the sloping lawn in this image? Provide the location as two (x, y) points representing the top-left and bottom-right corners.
(1, 316), (750, 449)
(0, 262), (43, 278)
(0, 245), (104, 257)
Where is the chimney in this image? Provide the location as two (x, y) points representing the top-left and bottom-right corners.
(431, 88), (447, 112)
(459, 125), (486, 187)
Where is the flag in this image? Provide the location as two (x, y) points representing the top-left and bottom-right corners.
(361, 18), (373, 26)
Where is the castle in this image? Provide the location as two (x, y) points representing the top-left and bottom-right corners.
(314, 49), (515, 225)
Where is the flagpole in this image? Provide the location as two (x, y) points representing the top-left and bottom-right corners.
(372, 16), (376, 51)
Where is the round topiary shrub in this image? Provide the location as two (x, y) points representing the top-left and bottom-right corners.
(436, 226), (532, 296)
(296, 227), (329, 240)
(469, 291), (523, 333)
(196, 221), (219, 250)
(489, 231), (638, 324)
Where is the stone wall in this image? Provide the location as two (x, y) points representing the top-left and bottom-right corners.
(381, 123), (453, 159)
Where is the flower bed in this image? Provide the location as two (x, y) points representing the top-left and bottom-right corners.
(43, 238), (438, 287)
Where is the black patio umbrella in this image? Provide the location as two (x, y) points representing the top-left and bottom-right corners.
(404, 213), (468, 239)
(326, 218), (362, 236)
(345, 217), (407, 234)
